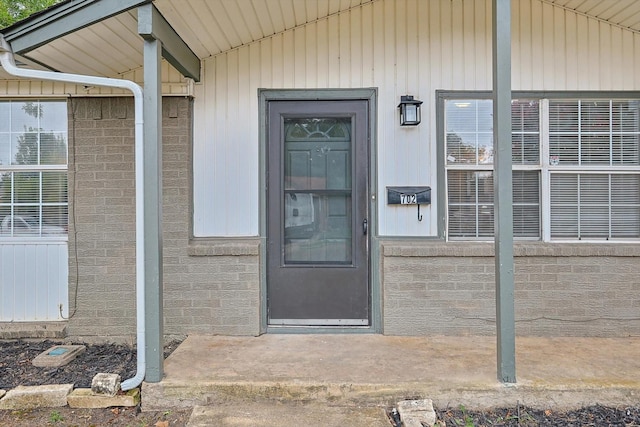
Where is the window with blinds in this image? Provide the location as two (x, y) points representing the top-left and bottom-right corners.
(442, 95), (640, 241)
(548, 100), (640, 240)
(0, 100), (68, 238)
(550, 174), (640, 239)
(445, 99), (541, 239)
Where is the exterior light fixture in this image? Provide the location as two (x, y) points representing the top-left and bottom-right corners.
(398, 95), (423, 126)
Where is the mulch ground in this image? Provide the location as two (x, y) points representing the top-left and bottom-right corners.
(1, 339), (639, 426)
(433, 405), (640, 426)
(0, 339), (191, 426)
(0, 340), (151, 389)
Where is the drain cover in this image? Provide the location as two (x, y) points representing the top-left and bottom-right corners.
(32, 345), (86, 367)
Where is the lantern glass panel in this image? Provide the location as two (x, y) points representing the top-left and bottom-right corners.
(405, 105), (417, 123)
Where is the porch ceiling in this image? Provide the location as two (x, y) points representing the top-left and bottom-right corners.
(153, 0), (374, 59)
(0, 0), (639, 80)
(0, 0), (374, 79)
(545, 0), (640, 30)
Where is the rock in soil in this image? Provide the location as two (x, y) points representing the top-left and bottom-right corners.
(0, 339), (188, 426)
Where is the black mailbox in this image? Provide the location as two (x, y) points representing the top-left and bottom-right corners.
(387, 186), (431, 205)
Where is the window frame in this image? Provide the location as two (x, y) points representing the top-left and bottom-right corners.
(0, 99), (68, 241)
(437, 90), (640, 243)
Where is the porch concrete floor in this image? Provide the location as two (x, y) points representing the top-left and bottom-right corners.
(142, 335), (640, 425)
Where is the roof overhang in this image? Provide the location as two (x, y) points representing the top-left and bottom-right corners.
(1, 0), (200, 81)
(1, 0), (640, 84)
(3, 0), (149, 53)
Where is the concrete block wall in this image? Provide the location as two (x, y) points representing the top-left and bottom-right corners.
(66, 97), (137, 340)
(67, 97), (260, 342)
(381, 241), (640, 337)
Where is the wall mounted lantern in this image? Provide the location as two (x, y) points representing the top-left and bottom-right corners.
(397, 95), (423, 126)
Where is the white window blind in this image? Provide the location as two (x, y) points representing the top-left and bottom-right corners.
(447, 170), (540, 238)
(549, 100), (640, 166)
(548, 99), (640, 240)
(445, 99), (540, 239)
(443, 95), (639, 242)
(550, 173), (640, 239)
(447, 170), (494, 237)
(512, 100), (540, 165)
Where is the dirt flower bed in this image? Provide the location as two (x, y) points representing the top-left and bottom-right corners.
(434, 405), (640, 426)
(0, 339), (190, 426)
(0, 406), (190, 427)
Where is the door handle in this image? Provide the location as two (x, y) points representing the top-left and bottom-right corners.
(362, 219), (368, 235)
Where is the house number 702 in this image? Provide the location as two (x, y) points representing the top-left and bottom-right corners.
(400, 194), (417, 204)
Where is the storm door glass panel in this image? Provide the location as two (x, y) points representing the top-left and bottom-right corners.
(283, 118), (352, 264)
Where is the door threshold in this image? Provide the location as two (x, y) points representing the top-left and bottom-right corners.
(267, 324), (375, 334)
(269, 319), (368, 326)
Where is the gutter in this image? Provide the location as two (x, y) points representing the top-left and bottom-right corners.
(0, 35), (146, 391)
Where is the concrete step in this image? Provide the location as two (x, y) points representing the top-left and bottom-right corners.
(185, 402), (391, 427)
(141, 335), (640, 412)
(143, 377), (435, 409)
(143, 375), (640, 414)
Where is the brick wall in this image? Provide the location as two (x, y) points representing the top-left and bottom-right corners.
(67, 97), (260, 342)
(381, 241), (640, 337)
(67, 96), (638, 340)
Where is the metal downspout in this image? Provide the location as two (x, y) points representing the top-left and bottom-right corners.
(0, 35), (146, 391)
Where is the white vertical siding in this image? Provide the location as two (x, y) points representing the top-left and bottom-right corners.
(0, 242), (68, 321)
(190, 0), (640, 236)
(513, 0), (640, 91)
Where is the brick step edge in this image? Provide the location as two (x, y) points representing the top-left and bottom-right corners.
(68, 388), (140, 408)
(0, 385), (139, 410)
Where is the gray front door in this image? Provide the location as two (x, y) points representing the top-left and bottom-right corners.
(267, 100), (369, 326)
